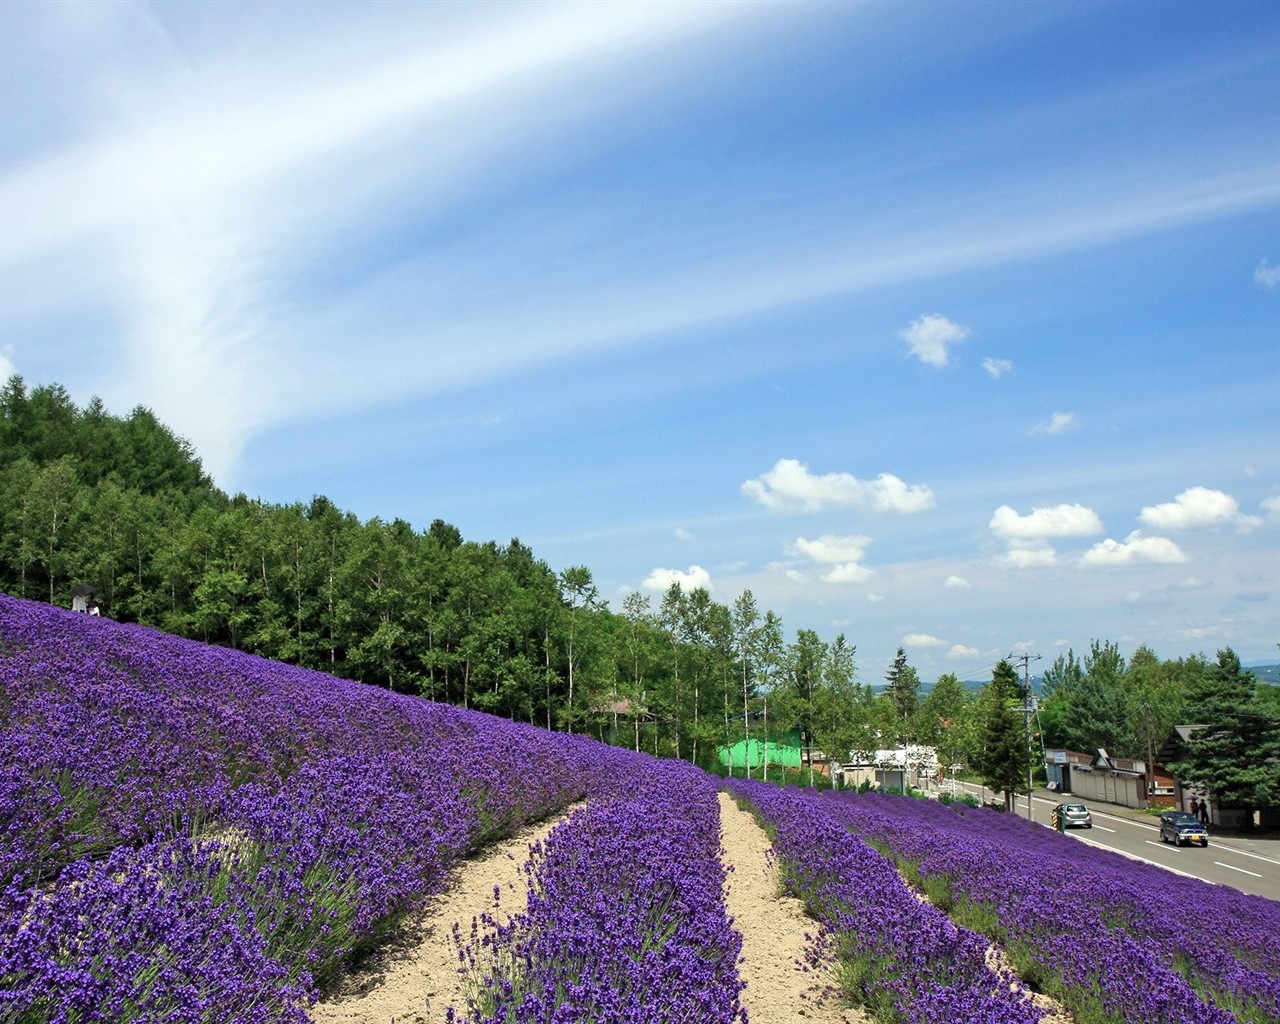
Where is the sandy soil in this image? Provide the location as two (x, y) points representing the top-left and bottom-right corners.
(310, 811), (570, 1024)
(717, 791), (873, 1024)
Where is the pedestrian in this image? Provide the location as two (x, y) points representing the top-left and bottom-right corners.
(1199, 798), (1209, 825)
(1189, 795), (1199, 817)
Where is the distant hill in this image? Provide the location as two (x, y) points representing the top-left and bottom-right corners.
(1246, 663), (1280, 685)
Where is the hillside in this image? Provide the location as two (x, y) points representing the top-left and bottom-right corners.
(4, 593), (1279, 1024)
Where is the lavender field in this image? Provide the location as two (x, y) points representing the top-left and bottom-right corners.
(2, 592), (1276, 1024)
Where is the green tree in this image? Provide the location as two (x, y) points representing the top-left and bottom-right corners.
(1172, 648), (1280, 816)
(974, 659), (1034, 811)
(916, 673), (974, 774)
(885, 647), (920, 745)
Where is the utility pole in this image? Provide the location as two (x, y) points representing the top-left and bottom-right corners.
(1011, 652), (1042, 821)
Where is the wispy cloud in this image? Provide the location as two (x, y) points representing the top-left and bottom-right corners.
(943, 575), (972, 588)
(982, 356), (1013, 378)
(742, 459), (935, 514)
(899, 313), (969, 366)
(1033, 411), (1078, 435)
(903, 633), (946, 647)
(1255, 258), (1280, 289)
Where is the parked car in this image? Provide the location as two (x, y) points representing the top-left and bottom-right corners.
(1054, 801), (1092, 828)
(1159, 810), (1209, 847)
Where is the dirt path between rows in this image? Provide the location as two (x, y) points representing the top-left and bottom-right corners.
(718, 791), (872, 1024)
(310, 811), (571, 1024)
(311, 794), (864, 1024)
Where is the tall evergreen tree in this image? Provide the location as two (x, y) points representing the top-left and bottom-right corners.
(885, 646), (920, 745)
(1173, 648), (1280, 816)
(975, 659), (1034, 812)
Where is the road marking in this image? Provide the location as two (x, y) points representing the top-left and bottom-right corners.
(1214, 861), (1263, 878)
(1073, 835), (1212, 882)
(1090, 824), (1116, 833)
(1209, 846), (1280, 867)
(1145, 840), (1173, 852)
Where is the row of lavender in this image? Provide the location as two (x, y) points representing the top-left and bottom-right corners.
(816, 790), (1279, 1024)
(449, 758), (746, 1024)
(0, 593), (607, 1022)
(725, 778), (1047, 1024)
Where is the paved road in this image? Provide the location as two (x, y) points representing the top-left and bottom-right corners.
(941, 781), (1280, 902)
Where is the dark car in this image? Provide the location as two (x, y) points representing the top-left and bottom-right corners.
(1159, 810), (1209, 847)
(1054, 801), (1092, 828)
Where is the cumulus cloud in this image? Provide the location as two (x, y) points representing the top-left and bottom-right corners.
(742, 458), (935, 514)
(642, 564), (713, 592)
(903, 633), (946, 647)
(673, 527), (694, 541)
(1032, 411), (1078, 435)
(1264, 495), (1280, 520)
(898, 313), (969, 366)
(1139, 486), (1261, 531)
(1079, 531), (1190, 566)
(982, 356), (1013, 378)
(0, 346), (14, 381)
(1255, 258), (1280, 289)
(943, 575), (971, 588)
(997, 546), (1059, 569)
(787, 534), (873, 584)
(949, 644), (979, 658)
(989, 503), (1103, 540)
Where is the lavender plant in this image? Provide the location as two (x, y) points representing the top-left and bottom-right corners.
(0, 593), (598, 1022)
(725, 778), (1046, 1024)
(451, 755), (747, 1024)
(817, 790), (1276, 1024)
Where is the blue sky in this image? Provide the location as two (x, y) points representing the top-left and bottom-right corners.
(2, 0), (1278, 681)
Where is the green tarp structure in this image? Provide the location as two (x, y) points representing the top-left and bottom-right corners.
(717, 738), (803, 770)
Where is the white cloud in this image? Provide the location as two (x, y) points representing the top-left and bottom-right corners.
(1080, 531), (1190, 566)
(1139, 486), (1260, 531)
(1032, 411), (1078, 435)
(948, 644), (979, 658)
(899, 313), (969, 367)
(866, 592), (885, 603)
(989, 503), (1103, 540)
(982, 356), (1013, 378)
(943, 575), (971, 588)
(1263, 495), (1280, 520)
(903, 633), (946, 647)
(997, 546), (1059, 569)
(641, 564), (713, 592)
(0, 345), (14, 381)
(742, 458), (935, 514)
(674, 527), (694, 541)
(788, 534), (874, 584)
(1255, 258), (1280, 289)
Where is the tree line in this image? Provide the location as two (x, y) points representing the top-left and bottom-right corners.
(1, 377), (1275, 812)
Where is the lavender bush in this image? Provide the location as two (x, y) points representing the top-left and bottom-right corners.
(451, 754), (746, 1024)
(0, 593), (599, 1022)
(725, 778), (1046, 1024)
(817, 790), (1278, 1024)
